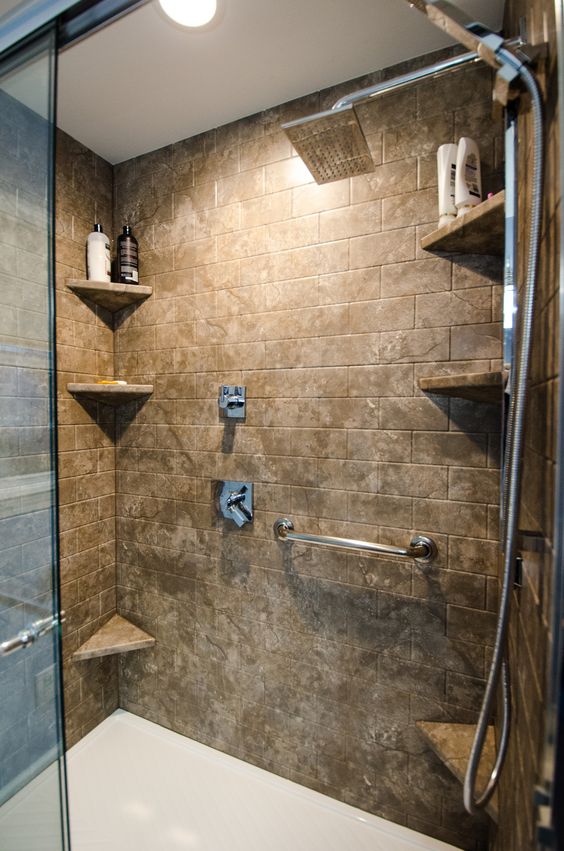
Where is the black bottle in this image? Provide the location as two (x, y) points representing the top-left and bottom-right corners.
(117, 225), (139, 284)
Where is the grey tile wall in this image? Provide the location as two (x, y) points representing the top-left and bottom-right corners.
(109, 48), (504, 850)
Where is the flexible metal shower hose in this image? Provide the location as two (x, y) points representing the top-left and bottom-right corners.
(463, 51), (544, 814)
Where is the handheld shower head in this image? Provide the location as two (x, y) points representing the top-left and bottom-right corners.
(281, 104), (374, 185)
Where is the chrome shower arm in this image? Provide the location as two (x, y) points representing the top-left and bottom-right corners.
(333, 50), (480, 110)
(332, 35), (523, 113)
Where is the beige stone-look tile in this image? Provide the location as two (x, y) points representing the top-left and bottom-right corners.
(264, 276), (319, 311)
(413, 498), (487, 538)
(351, 159), (417, 203)
(380, 258), (451, 299)
(174, 183), (216, 217)
(216, 226), (267, 261)
(379, 397), (448, 431)
(382, 188), (437, 231)
(348, 490), (413, 528)
(216, 283), (265, 317)
(292, 181), (350, 217)
(384, 113), (454, 162)
(174, 237), (217, 270)
(448, 536), (500, 576)
(347, 429), (411, 462)
(267, 215), (319, 251)
(217, 168), (265, 205)
(349, 296), (414, 334)
(448, 468), (500, 504)
(380, 328), (449, 364)
(350, 227), (415, 269)
(239, 132), (293, 171)
(265, 333), (379, 369)
(415, 287), (492, 328)
(379, 463), (447, 499)
(413, 431), (488, 468)
(318, 269), (379, 306)
(450, 322), (502, 360)
(349, 364), (413, 397)
(193, 146), (240, 186)
(265, 157), (314, 193)
(193, 204), (240, 239)
(241, 190), (292, 228)
(320, 200), (382, 242)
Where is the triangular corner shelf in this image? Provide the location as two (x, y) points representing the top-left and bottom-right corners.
(418, 370), (506, 404)
(67, 383), (153, 407)
(417, 721), (498, 823)
(73, 614), (155, 661)
(67, 280), (152, 314)
(421, 190), (505, 256)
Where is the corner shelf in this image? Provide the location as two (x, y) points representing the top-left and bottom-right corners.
(68, 383), (153, 406)
(421, 191), (505, 256)
(67, 280), (152, 313)
(419, 370), (505, 404)
(417, 721), (498, 822)
(73, 614), (155, 661)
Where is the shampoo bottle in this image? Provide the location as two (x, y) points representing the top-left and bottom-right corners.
(436, 143), (458, 227)
(455, 137), (482, 216)
(86, 223), (111, 282)
(117, 225), (139, 284)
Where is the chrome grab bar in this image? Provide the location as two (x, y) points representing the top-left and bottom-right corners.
(274, 519), (437, 564)
(0, 611), (65, 657)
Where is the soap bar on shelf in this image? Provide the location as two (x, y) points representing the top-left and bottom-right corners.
(96, 380), (128, 385)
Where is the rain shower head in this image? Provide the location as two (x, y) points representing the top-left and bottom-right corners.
(281, 104), (375, 185)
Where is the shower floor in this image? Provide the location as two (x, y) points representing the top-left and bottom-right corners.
(1, 709), (461, 851)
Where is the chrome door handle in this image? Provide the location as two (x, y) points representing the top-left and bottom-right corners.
(0, 611), (65, 657)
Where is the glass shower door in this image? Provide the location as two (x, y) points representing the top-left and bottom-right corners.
(0, 25), (69, 851)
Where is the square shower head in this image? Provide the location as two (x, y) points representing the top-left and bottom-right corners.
(282, 104), (375, 185)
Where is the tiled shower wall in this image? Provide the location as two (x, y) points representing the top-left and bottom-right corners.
(109, 50), (504, 850)
(55, 130), (119, 746)
(493, 0), (561, 848)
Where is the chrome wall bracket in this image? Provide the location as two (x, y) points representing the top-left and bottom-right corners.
(0, 611), (65, 657)
(216, 481), (253, 528)
(218, 385), (246, 419)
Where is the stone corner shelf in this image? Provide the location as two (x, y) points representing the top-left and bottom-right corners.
(416, 721), (499, 823)
(67, 383), (153, 407)
(67, 280), (152, 313)
(73, 614), (155, 661)
(421, 190), (505, 256)
(418, 370), (506, 404)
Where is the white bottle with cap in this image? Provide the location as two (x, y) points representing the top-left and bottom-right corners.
(436, 143), (458, 228)
(86, 223), (111, 282)
(455, 137), (482, 216)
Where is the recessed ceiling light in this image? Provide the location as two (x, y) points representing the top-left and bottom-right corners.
(158, 0), (217, 28)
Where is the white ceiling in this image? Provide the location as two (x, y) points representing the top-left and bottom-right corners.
(57, 0), (505, 164)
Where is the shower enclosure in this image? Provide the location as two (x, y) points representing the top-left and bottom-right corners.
(0, 0), (563, 849)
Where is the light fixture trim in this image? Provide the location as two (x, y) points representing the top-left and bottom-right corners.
(158, 0), (218, 28)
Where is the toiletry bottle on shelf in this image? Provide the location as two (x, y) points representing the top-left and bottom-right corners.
(117, 225), (139, 284)
(86, 223), (111, 282)
(455, 137), (482, 216)
(436, 143), (458, 227)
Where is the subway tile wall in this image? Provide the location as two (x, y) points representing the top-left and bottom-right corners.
(109, 49), (504, 850)
(55, 130), (119, 746)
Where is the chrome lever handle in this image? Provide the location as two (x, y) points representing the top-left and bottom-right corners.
(0, 611), (65, 657)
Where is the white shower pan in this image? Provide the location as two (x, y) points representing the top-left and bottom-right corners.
(1, 709), (462, 851)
